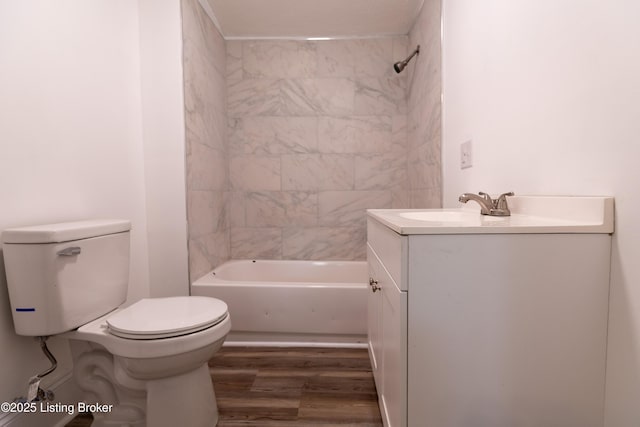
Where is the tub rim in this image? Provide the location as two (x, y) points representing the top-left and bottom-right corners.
(194, 259), (368, 286)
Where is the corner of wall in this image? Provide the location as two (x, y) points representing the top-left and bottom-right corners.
(139, 0), (190, 297)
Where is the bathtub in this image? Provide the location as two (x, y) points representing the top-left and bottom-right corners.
(192, 260), (368, 347)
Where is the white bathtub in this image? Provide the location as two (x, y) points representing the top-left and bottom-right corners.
(191, 260), (368, 347)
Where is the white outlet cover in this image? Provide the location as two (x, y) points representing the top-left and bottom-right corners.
(461, 140), (473, 169)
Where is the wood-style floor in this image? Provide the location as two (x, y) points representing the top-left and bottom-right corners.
(67, 347), (382, 427)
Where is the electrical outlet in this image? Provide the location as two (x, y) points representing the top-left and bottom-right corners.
(460, 140), (473, 169)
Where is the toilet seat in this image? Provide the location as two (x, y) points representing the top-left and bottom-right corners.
(106, 296), (228, 340)
(66, 305), (231, 359)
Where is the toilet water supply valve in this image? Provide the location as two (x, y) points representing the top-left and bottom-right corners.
(16, 337), (58, 403)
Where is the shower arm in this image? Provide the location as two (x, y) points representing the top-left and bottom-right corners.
(393, 45), (420, 73)
(406, 46), (420, 62)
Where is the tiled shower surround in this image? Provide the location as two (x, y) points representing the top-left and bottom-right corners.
(182, 0), (229, 281)
(182, 0), (441, 273)
(407, 0), (442, 207)
(226, 38), (412, 260)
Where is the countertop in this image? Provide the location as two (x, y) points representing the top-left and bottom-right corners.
(367, 196), (614, 235)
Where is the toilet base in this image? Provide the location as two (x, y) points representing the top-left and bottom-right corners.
(147, 364), (218, 427)
(69, 340), (220, 427)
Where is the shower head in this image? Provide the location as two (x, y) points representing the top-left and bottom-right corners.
(393, 61), (407, 73)
(393, 45), (420, 73)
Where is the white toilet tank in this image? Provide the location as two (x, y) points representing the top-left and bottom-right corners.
(2, 219), (131, 336)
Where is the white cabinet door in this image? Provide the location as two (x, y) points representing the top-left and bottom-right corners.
(368, 243), (407, 427)
(367, 244), (383, 387)
(406, 233), (610, 427)
(381, 272), (407, 427)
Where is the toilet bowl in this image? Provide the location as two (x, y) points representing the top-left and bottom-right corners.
(1, 220), (230, 427)
(65, 297), (231, 427)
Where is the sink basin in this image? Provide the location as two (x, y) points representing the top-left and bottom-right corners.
(398, 210), (506, 223)
(399, 211), (477, 222)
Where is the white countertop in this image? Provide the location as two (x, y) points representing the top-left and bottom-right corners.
(367, 196), (614, 235)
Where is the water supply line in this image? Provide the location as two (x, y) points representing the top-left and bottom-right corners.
(37, 336), (58, 379)
(26, 336), (58, 402)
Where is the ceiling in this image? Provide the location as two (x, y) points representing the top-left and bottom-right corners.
(204, 0), (425, 38)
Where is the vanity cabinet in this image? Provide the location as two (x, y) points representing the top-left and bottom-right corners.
(366, 202), (612, 427)
(367, 237), (406, 427)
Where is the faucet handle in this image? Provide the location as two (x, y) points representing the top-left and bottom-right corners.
(496, 192), (514, 207)
(478, 192), (493, 202)
(492, 192), (514, 215)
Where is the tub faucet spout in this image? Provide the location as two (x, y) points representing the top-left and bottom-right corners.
(459, 191), (514, 216)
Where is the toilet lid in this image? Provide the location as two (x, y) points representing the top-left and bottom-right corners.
(106, 296), (228, 339)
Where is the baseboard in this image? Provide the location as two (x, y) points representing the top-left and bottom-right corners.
(223, 331), (368, 348)
(0, 374), (82, 427)
(224, 341), (368, 349)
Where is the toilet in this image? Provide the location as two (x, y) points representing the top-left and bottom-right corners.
(1, 219), (231, 427)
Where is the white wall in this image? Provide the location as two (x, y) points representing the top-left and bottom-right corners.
(0, 0), (188, 420)
(442, 1), (640, 425)
(138, 0), (190, 297)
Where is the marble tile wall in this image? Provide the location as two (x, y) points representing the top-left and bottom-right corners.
(181, 5), (441, 266)
(227, 38), (410, 260)
(407, 0), (442, 207)
(181, 0), (230, 281)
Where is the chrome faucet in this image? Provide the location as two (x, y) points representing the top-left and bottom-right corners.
(459, 191), (514, 216)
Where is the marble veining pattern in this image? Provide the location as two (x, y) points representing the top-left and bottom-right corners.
(225, 40), (243, 80)
(282, 227), (367, 260)
(354, 77), (407, 116)
(245, 191), (318, 227)
(231, 227), (283, 259)
(281, 154), (354, 191)
(406, 0), (442, 208)
(186, 142), (226, 191)
(318, 191), (392, 227)
(280, 78), (356, 116)
(227, 78), (282, 116)
(355, 152), (408, 191)
(230, 156), (281, 191)
(238, 116), (318, 154)
(182, 0), (230, 280)
(243, 41), (317, 78)
(317, 116), (393, 154)
(227, 37), (415, 261)
(182, 7), (441, 268)
(223, 31), (440, 261)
